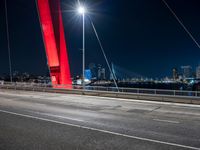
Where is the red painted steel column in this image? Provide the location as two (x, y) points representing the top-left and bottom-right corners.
(37, 0), (72, 88)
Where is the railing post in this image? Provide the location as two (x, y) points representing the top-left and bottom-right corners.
(174, 90), (176, 96)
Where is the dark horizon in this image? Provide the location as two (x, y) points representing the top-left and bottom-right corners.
(1, 0), (200, 78)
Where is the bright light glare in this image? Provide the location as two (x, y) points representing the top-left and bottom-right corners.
(77, 6), (86, 14)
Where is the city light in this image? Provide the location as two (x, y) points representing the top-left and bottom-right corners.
(77, 6), (86, 14)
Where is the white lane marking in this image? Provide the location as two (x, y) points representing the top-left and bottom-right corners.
(41, 113), (84, 122)
(153, 119), (180, 124)
(0, 109), (199, 150)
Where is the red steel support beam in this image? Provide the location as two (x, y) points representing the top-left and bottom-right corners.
(37, 0), (72, 88)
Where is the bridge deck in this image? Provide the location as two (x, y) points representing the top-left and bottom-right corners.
(0, 90), (200, 150)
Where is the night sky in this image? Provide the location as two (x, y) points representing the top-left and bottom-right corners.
(1, 0), (200, 78)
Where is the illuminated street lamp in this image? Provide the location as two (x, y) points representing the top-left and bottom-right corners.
(78, 6), (86, 14)
(77, 5), (87, 89)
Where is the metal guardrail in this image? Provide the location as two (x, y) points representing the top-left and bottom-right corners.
(0, 82), (200, 98)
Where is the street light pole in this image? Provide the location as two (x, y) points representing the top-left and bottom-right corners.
(78, 6), (86, 90)
(82, 13), (85, 90)
(77, 5), (86, 89)
(5, 0), (13, 83)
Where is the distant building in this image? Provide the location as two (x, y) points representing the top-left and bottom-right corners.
(97, 64), (102, 80)
(97, 64), (106, 80)
(196, 66), (200, 79)
(110, 63), (117, 80)
(84, 69), (92, 80)
(101, 68), (106, 80)
(172, 68), (178, 80)
(88, 63), (97, 79)
(181, 66), (192, 78)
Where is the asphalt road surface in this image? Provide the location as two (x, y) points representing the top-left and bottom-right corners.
(0, 89), (200, 150)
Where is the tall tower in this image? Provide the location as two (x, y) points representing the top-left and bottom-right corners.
(196, 66), (200, 79)
(172, 68), (178, 80)
(181, 66), (192, 79)
(37, 0), (72, 88)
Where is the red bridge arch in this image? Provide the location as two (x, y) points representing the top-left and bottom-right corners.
(37, 0), (72, 88)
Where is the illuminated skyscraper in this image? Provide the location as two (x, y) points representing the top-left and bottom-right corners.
(196, 66), (200, 79)
(172, 68), (178, 80)
(181, 66), (192, 79)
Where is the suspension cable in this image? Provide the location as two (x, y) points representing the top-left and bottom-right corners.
(162, 0), (200, 49)
(89, 18), (119, 91)
(5, 0), (13, 83)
